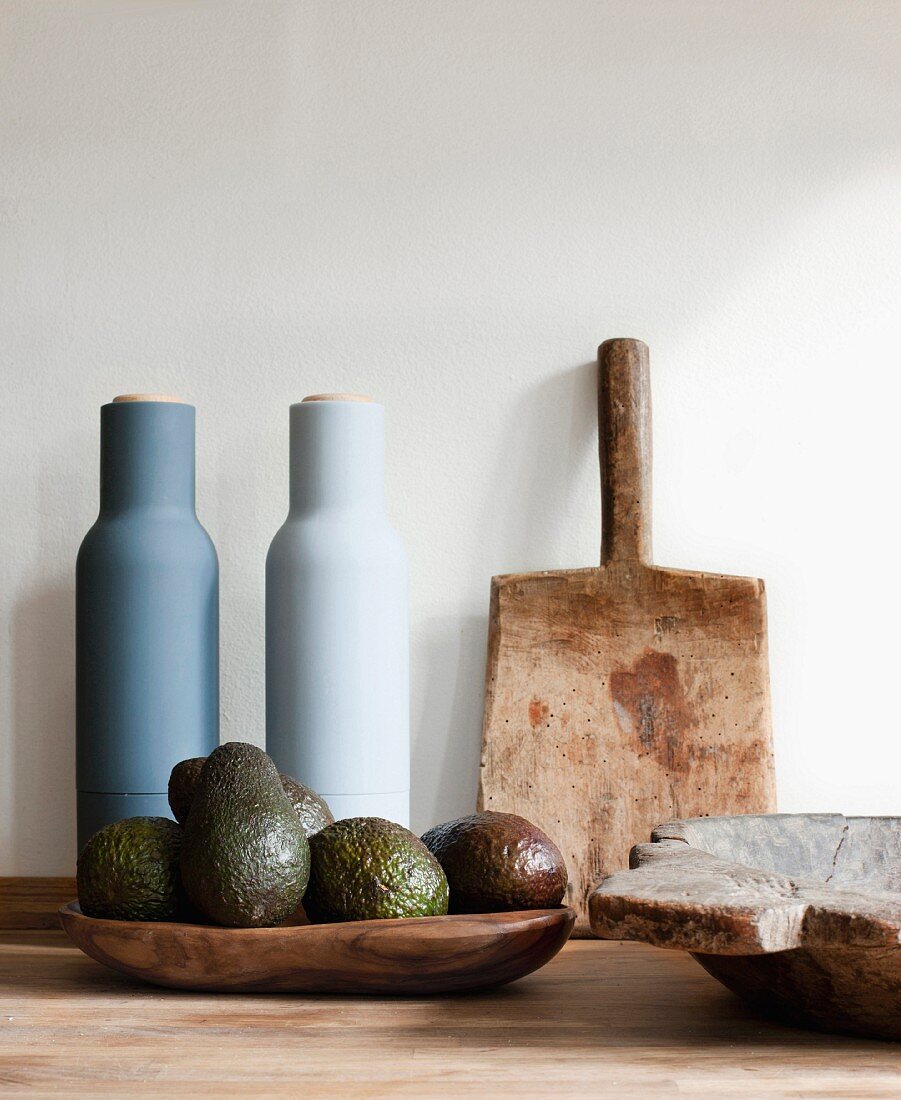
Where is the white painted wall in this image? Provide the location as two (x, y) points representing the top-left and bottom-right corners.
(2, 1), (899, 874)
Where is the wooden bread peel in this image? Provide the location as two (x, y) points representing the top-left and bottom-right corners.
(478, 338), (777, 935)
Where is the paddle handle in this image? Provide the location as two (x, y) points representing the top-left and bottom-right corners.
(598, 338), (652, 566)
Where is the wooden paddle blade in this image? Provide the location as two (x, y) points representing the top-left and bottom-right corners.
(478, 563), (776, 935)
(478, 338), (775, 936)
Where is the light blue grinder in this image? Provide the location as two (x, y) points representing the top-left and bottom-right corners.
(266, 394), (410, 826)
(76, 394), (219, 850)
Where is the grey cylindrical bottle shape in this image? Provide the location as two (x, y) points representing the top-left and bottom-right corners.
(266, 395), (410, 826)
(76, 395), (219, 850)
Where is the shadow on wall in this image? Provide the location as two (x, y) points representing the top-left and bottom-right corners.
(212, 413), (272, 749)
(411, 614), (487, 834)
(4, 415), (86, 876)
(11, 582), (76, 871)
(481, 361), (600, 575)
(411, 359), (601, 831)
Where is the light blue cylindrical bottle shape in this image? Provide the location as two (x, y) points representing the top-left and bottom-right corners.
(266, 395), (410, 826)
(76, 396), (219, 850)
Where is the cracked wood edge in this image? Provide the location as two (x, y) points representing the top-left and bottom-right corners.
(588, 839), (901, 955)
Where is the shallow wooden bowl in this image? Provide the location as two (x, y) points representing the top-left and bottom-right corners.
(60, 902), (574, 994)
(589, 814), (901, 1040)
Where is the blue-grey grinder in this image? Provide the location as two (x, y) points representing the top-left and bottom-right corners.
(76, 394), (219, 850)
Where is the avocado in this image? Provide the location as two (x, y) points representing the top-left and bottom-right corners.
(305, 817), (449, 923)
(168, 755), (333, 836)
(77, 816), (184, 921)
(279, 774), (335, 836)
(180, 742), (311, 927)
(168, 757), (206, 825)
(421, 811), (567, 912)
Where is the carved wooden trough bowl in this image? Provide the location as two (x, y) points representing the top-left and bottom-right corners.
(589, 814), (901, 1040)
(60, 902), (575, 995)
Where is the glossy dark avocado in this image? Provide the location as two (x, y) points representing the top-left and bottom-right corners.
(305, 817), (449, 923)
(421, 811), (567, 913)
(168, 755), (334, 836)
(180, 742), (311, 927)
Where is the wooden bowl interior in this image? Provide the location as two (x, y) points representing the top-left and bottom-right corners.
(652, 814), (901, 893)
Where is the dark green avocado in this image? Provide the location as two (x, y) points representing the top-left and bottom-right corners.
(277, 774), (334, 836)
(421, 811), (567, 912)
(77, 816), (184, 921)
(305, 817), (449, 923)
(179, 742), (311, 927)
(167, 757), (206, 825)
(168, 755), (333, 836)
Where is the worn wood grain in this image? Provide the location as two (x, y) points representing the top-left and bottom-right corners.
(590, 813), (901, 1040)
(0, 877), (76, 929)
(58, 903), (574, 995)
(2, 934), (900, 1097)
(479, 339), (776, 934)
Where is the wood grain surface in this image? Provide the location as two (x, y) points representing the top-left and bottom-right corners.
(112, 393), (184, 403)
(0, 877), (76, 929)
(2, 934), (899, 1097)
(479, 339), (777, 935)
(59, 903), (574, 994)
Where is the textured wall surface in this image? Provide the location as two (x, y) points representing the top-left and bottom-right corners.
(1, 1), (899, 873)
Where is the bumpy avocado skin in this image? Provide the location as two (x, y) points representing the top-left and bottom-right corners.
(421, 811), (567, 912)
(77, 816), (184, 921)
(305, 817), (449, 923)
(168, 757), (206, 825)
(168, 756), (333, 836)
(279, 775), (335, 836)
(180, 742), (311, 927)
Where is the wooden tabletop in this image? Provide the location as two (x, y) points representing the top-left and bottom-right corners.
(1, 934), (898, 1097)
